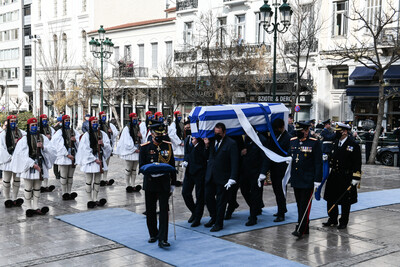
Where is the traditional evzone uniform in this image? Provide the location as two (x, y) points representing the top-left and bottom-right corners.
(0, 115), (25, 208)
(50, 115), (80, 200)
(139, 111), (154, 144)
(39, 114), (56, 193)
(98, 111), (119, 186)
(52, 117), (63, 180)
(115, 112), (142, 192)
(11, 117), (56, 217)
(76, 116), (112, 209)
(168, 111), (185, 183)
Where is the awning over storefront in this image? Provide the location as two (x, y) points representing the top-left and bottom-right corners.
(346, 85), (399, 96)
(384, 65), (400, 80)
(346, 86), (379, 96)
(349, 67), (376, 80)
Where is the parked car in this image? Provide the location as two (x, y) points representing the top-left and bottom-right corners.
(376, 146), (399, 166)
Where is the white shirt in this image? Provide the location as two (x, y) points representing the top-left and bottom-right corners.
(339, 136), (348, 147)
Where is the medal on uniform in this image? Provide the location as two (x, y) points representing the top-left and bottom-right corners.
(295, 154), (299, 163)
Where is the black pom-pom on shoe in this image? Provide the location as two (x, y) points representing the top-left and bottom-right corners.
(107, 179), (114, 186)
(62, 193), (70, 200)
(15, 198), (24, 207)
(69, 192), (78, 200)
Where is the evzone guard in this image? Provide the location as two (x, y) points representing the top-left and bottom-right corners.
(98, 111), (119, 186)
(10, 117), (56, 217)
(38, 114), (56, 193)
(139, 111), (154, 144)
(0, 115), (25, 208)
(50, 115), (80, 200)
(168, 110), (185, 184)
(76, 116), (112, 209)
(115, 112), (142, 192)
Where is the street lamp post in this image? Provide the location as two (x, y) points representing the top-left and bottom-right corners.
(89, 25), (114, 112)
(260, 0), (293, 101)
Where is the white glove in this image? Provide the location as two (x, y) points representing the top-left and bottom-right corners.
(224, 179), (236, 190)
(170, 185), (175, 193)
(314, 182), (321, 189)
(257, 174), (267, 188)
(180, 161), (188, 168)
(322, 154), (328, 161)
(351, 179), (360, 186)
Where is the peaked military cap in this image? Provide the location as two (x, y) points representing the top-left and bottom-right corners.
(322, 119), (331, 125)
(335, 122), (351, 131)
(294, 121), (311, 131)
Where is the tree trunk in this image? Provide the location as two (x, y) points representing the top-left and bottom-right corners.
(367, 72), (385, 164)
(111, 103), (122, 130)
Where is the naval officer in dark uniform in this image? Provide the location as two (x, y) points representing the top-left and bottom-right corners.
(323, 123), (362, 229)
(290, 121), (322, 238)
(139, 122), (176, 248)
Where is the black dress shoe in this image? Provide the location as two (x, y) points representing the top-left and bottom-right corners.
(337, 224), (347, 229)
(210, 225), (223, 232)
(204, 219), (215, 228)
(158, 240), (171, 248)
(322, 220), (338, 227)
(188, 214), (195, 223)
(148, 237), (157, 243)
(245, 219), (257, 226)
(191, 220), (201, 227)
(273, 213), (278, 217)
(291, 230), (302, 238)
(224, 212), (233, 220)
(273, 216), (285, 222)
(256, 209), (263, 216)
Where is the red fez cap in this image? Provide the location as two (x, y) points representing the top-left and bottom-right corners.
(7, 115), (17, 120)
(62, 115), (70, 120)
(174, 111), (181, 115)
(89, 116), (98, 122)
(129, 113), (137, 118)
(40, 114), (48, 119)
(145, 111), (153, 115)
(27, 117), (38, 124)
(154, 112), (163, 117)
(99, 111), (106, 116)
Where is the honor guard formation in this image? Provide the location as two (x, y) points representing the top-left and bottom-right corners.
(0, 111), (362, 247)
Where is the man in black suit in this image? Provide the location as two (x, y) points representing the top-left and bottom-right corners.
(240, 131), (269, 226)
(181, 122), (207, 227)
(263, 118), (292, 222)
(203, 123), (239, 232)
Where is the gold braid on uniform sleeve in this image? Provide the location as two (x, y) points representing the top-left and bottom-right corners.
(158, 144), (173, 164)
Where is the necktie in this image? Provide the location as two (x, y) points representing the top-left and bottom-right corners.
(215, 141), (220, 151)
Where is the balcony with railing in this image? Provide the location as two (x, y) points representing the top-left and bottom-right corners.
(174, 49), (198, 62)
(284, 40), (319, 55)
(223, 0), (248, 6)
(176, 0), (198, 11)
(201, 43), (271, 59)
(112, 65), (148, 78)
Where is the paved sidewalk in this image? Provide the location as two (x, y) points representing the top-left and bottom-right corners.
(0, 157), (399, 266)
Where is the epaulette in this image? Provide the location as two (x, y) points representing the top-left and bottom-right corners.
(290, 137), (298, 141)
(140, 141), (150, 147)
(309, 137), (317, 141)
(162, 140), (172, 144)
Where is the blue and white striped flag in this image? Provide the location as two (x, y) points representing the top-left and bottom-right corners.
(189, 103), (292, 196)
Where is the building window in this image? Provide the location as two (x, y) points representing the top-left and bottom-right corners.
(63, 33), (67, 62)
(366, 0), (382, 31)
(25, 66), (32, 77)
(114, 46), (119, 62)
(24, 4), (31, 16)
(235, 14), (246, 44)
(165, 41), (172, 66)
(255, 13), (266, 44)
(38, 0), (41, 19)
(24, 26), (31, 37)
(217, 17), (227, 46)
(53, 34), (58, 60)
(82, 0), (87, 12)
(138, 44), (144, 67)
(81, 31), (86, 59)
(333, 1), (348, 36)
(54, 0), (57, 17)
(183, 22), (193, 48)
(24, 45), (31, 57)
(151, 43), (158, 69)
(63, 0), (67, 15)
(124, 45), (131, 61)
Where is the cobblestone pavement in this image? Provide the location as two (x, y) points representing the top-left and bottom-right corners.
(0, 155), (399, 266)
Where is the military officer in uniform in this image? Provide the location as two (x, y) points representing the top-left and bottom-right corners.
(320, 119), (336, 155)
(290, 121), (322, 238)
(323, 123), (362, 229)
(139, 122), (176, 248)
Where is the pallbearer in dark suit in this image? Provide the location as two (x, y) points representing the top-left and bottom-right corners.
(203, 123), (239, 232)
(181, 122), (207, 227)
(290, 121), (322, 238)
(139, 122), (176, 248)
(323, 122), (362, 229)
(264, 118), (291, 222)
(240, 131), (268, 226)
